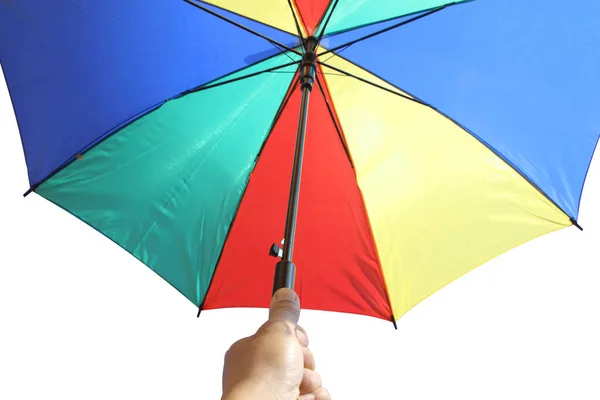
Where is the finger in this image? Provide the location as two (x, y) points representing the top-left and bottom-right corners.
(296, 325), (309, 346)
(298, 387), (331, 400)
(269, 288), (300, 325)
(299, 368), (322, 395)
(303, 346), (315, 370)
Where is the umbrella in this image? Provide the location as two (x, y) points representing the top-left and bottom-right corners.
(1, 0), (598, 327)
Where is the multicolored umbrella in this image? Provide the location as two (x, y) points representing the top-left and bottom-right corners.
(1, 0), (598, 326)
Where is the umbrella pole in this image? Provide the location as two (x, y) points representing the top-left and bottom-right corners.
(272, 37), (317, 295)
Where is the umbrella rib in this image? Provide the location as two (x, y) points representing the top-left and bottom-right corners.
(314, 73), (354, 169)
(315, 0), (340, 44)
(315, 68), (398, 330)
(281, 50), (301, 64)
(264, 70), (346, 77)
(317, 71), (348, 77)
(317, 60), (427, 106)
(330, 58), (580, 226)
(317, 5), (447, 58)
(387, 85), (580, 226)
(321, 49), (342, 64)
(320, 0), (476, 39)
(184, 60), (300, 95)
(287, 0), (305, 42)
(183, 0), (302, 56)
(252, 72), (302, 170)
(23, 57), (300, 197)
(319, 57), (580, 226)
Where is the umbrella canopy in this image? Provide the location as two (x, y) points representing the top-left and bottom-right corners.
(1, 0), (598, 324)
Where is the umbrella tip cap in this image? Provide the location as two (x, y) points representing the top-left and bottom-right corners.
(570, 218), (583, 231)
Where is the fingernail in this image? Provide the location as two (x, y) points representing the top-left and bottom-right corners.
(274, 288), (298, 303)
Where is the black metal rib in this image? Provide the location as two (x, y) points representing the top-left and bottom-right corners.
(314, 73), (354, 169)
(571, 218), (584, 231)
(317, 60), (426, 106)
(287, 0), (305, 42)
(320, 55), (578, 226)
(322, 0), (475, 39)
(253, 73), (301, 168)
(315, 0), (339, 45)
(315, 68), (398, 330)
(384, 83), (579, 226)
(184, 60), (300, 95)
(23, 56), (300, 196)
(259, 70), (348, 77)
(184, 0), (302, 56)
(317, 5), (447, 58)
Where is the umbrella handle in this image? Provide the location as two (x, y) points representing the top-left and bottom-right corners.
(272, 260), (296, 295)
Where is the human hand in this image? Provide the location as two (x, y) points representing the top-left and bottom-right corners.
(221, 288), (330, 400)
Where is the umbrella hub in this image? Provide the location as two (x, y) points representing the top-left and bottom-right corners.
(300, 36), (317, 91)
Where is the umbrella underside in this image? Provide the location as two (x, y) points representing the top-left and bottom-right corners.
(1, 0), (598, 322)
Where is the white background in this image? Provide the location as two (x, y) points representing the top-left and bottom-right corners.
(1, 68), (599, 399)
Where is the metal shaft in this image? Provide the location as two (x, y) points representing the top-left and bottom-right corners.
(272, 37), (317, 295)
(282, 86), (310, 262)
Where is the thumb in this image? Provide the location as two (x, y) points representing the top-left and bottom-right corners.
(269, 288), (300, 326)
